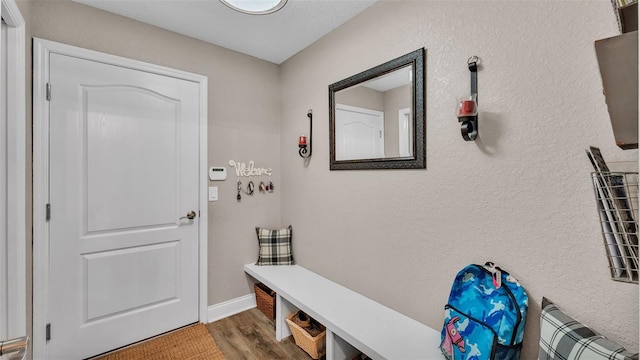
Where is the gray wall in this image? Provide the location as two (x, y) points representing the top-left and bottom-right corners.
(280, 1), (638, 358)
(336, 85), (384, 111)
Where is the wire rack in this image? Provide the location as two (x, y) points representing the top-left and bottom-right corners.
(591, 172), (639, 283)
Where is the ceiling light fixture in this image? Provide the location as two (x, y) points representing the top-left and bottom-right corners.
(219, 0), (288, 15)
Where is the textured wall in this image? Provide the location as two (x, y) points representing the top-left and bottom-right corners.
(22, 0), (282, 307)
(280, 1), (638, 358)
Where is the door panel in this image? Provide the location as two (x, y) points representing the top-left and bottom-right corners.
(85, 85), (179, 232)
(335, 104), (384, 160)
(48, 53), (199, 359)
(84, 241), (180, 321)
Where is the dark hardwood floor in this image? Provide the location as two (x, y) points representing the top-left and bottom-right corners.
(207, 308), (323, 360)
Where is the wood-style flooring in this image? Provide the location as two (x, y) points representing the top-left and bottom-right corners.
(207, 308), (323, 360)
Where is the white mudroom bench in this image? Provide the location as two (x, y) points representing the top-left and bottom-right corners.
(244, 263), (442, 360)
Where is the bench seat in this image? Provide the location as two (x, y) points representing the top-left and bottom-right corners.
(244, 263), (442, 360)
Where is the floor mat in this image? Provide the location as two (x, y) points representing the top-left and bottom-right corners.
(93, 323), (226, 360)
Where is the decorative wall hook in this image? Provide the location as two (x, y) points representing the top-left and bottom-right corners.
(299, 109), (312, 158)
(457, 56), (480, 141)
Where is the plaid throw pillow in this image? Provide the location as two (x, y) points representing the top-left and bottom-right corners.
(539, 297), (638, 360)
(255, 225), (294, 266)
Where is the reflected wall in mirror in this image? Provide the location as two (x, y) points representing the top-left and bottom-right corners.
(329, 48), (425, 170)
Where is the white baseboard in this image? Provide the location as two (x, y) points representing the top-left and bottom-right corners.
(208, 293), (256, 323)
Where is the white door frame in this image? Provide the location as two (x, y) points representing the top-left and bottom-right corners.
(398, 107), (411, 157)
(32, 38), (208, 359)
(0, 0), (26, 340)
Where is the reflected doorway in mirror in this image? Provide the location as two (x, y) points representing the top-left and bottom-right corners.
(335, 104), (384, 161)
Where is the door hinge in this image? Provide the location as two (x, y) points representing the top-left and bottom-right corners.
(46, 83), (51, 101)
(46, 204), (51, 221)
(46, 323), (51, 341)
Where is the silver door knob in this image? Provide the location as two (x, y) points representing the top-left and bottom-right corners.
(0, 336), (29, 359)
(180, 211), (197, 220)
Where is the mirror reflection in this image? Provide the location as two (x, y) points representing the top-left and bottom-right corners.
(329, 48), (425, 170)
(334, 65), (413, 161)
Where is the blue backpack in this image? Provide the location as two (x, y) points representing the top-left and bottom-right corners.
(440, 262), (528, 360)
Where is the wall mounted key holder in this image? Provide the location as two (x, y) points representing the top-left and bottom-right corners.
(229, 160), (274, 202)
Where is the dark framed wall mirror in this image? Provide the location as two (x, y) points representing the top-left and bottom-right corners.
(329, 48), (425, 170)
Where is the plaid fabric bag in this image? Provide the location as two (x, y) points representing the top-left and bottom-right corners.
(440, 262), (528, 360)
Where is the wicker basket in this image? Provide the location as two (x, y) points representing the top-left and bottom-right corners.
(285, 312), (326, 359)
(254, 283), (275, 320)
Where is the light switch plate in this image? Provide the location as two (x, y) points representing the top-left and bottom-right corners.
(208, 186), (218, 201)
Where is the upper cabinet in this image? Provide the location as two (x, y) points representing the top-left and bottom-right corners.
(594, 1), (638, 150)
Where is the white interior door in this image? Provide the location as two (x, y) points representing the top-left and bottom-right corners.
(47, 53), (200, 359)
(335, 104), (384, 160)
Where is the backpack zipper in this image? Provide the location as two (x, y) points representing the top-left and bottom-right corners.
(475, 264), (522, 346)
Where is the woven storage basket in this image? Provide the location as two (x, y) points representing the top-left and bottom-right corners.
(254, 283), (275, 320)
(285, 312), (326, 359)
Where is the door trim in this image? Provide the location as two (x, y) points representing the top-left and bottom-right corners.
(32, 38), (208, 359)
(1, 0), (26, 340)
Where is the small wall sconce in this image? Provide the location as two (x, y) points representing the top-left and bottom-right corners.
(458, 56), (480, 141)
(299, 109), (312, 158)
